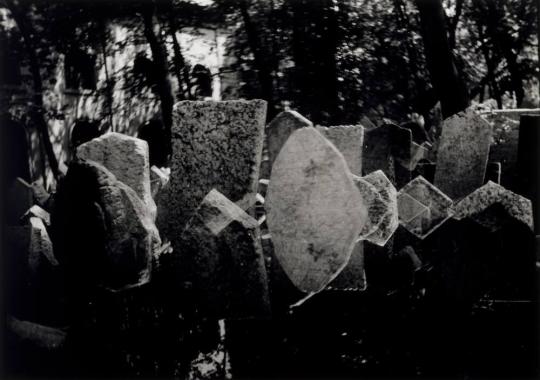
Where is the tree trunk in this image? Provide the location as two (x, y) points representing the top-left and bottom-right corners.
(5, 0), (60, 181)
(239, 0), (275, 118)
(415, 0), (469, 119)
(141, 0), (175, 160)
(166, 2), (192, 101)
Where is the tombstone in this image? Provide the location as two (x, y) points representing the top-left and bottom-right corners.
(138, 119), (169, 168)
(76, 132), (156, 219)
(6, 177), (33, 224)
(485, 162), (501, 184)
(397, 176), (453, 239)
(22, 205), (51, 226)
(162, 100), (267, 248)
(517, 115), (540, 233)
(360, 116), (377, 130)
(397, 141), (431, 171)
(434, 110), (492, 200)
(177, 189), (270, 318)
(452, 181), (533, 232)
(266, 110), (312, 173)
(352, 175), (386, 239)
(414, 159), (436, 183)
(326, 242), (366, 291)
(28, 217), (58, 271)
(51, 159), (161, 292)
(266, 127), (367, 293)
(316, 125), (364, 176)
(362, 170), (398, 246)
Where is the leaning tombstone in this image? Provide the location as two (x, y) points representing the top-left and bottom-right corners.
(434, 110), (492, 200)
(266, 127), (367, 294)
(316, 125), (364, 176)
(51, 159), (161, 292)
(162, 100), (267, 250)
(76, 132), (156, 219)
(176, 189), (270, 319)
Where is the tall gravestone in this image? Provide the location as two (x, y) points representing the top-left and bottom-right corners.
(316, 125), (364, 176)
(162, 100), (267, 248)
(434, 110), (492, 200)
(266, 127), (367, 294)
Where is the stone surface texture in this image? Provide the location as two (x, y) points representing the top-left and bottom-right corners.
(316, 125), (364, 176)
(77, 132), (156, 218)
(398, 176), (453, 239)
(150, 166), (170, 198)
(452, 181), (533, 231)
(266, 127), (367, 293)
(326, 242), (366, 291)
(51, 159), (161, 291)
(177, 189), (270, 318)
(352, 175), (386, 239)
(266, 110), (312, 171)
(163, 100), (267, 246)
(362, 170), (398, 246)
(434, 110), (493, 200)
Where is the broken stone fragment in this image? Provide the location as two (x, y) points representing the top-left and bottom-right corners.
(150, 166), (170, 198)
(266, 127), (367, 293)
(77, 132), (156, 219)
(177, 189), (270, 319)
(361, 170), (398, 246)
(452, 181), (533, 231)
(398, 176), (453, 239)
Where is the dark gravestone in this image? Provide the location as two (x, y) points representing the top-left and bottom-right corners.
(485, 162), (501, 184)
(517, 115), (540, 234)
(138, 119), (169, 168)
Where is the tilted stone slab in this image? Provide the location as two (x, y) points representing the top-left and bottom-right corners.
(352, 175), (386, 239)
(326, 242), (366, 291)
(266, 127), (367, 293)
(434, 110), (493, 200)
(164, 100), (267, 246)
(452, 181), (533, 231)
(266, 110), (312, 172)
(316, 125), (364, 176)
(77, 132), (156, 219)
(149, 166), (170, 198)
(398, 192), (430, 223)
(177, 189), (270, 318)
(398, 176), (453, 239)
(362, 170), (398, 246)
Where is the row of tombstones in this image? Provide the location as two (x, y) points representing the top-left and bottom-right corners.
(3, 100), (537, 376)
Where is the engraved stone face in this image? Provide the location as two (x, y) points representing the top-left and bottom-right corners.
(398, 176), (453, 239)
(434, 110), (493, 200)
(266, 127), (367, 293)
(362, 170), (398, 246)
(452, 181), (533, 231)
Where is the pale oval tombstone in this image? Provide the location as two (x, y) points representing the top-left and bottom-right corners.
(266, 127), (367, 293)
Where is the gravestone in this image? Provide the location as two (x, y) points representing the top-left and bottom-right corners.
(485, 162), (501, 184)
(163, 100), (267, 247)
(434, 110), (492, 200)
(352, 175), (386, 239)
(398, 176), (453, 239)
(266, 127), (367, 293)
(22, 205), (50, 226)
(77, 132), (156, 219)
(28, 216), (58, 271)
(316, 125), (364, 176)
(177, 189), (270, 318)
(266, 110), (312, 172)
(149, 166), (169, 198)
(362, 170), (398, 246)
(51, 159), (161, 292)
(452, 181), (533, 232)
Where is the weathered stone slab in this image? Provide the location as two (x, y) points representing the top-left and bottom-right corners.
(28, 216), (58, 270)
(266, 127), (367, 293)
(452, 181), (533, 231)
(434, 110), (493, 200)
(398, 176), (453, 239)
(363, 124), (394, 180)
(326, 242), (366, 291)
(352, 175), (386, 239)
(77, 132), (156, 218)
(316, 125), (364, 176)
(397, 142), (430, 171)
(21, 205), (50, 226)
(164, 100), (267, 243)
(178, 189), (270, 318)
(267, 110), (312, 172)
(362, 170), (398, 246)
(51, 159), (161, 291)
